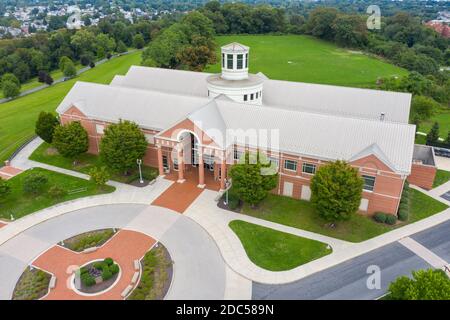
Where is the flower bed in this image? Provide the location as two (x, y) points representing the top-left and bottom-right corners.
(76, 258), (120, 294)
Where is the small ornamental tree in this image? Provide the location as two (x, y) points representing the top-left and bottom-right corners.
(310, 160), (364, 222)
(388, 269), (450, 300)
(23, 172), (48, 195)
(63, 60), (77, 78)
(0, 178), (11, 201)
(38, 70), (48, 83)
(52, 121), (89, 159)
(116, 40), (127, 53)
(44, 74), (54, 85)
(426, 122), (440, 145)
(100, 120), (147, 175)
(35, 111), (59, 143)
(2, 80), (20, 99)
(229, 152), (278, 207)
(89, 166), (110, 188)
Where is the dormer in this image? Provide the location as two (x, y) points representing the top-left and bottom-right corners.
(221, 42), (249, 81)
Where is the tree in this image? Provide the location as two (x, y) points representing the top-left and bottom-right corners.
(332, 14), (367, 48)
(45, 74), (54, 85)
(116, 41), (127, 53)
(178, 35), (216, 71)
(89, 166), (110, 188)
(388, 269), (450, 300)
(426, 122), (440, 145)
(59, 56), (72, 72)
(52, 121), (88, 159)
(35, 112), (59, 143)
(23, 172), (48, 195)
(305, 7), (339, 40)
(0, 178), (11, 201)
(2, 80), (20, 99)
(38, 70), (48, 83)
(411, 96), (438, 121)
(100, 120), (147, 175)
(310, 160), (364, 222)
(229, 152), (278, 207)
(132, 34), (145, 49)
(62, 60), (76, 78)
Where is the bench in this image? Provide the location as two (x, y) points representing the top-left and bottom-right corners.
(131, 271), (139, 284)
(133, 260), (140, 271)
(49, 276), (57, 289)
(82, 247), (98, 253)
(121, 284), (133, 298)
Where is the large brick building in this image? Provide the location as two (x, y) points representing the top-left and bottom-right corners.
(56, 42), (436, 215)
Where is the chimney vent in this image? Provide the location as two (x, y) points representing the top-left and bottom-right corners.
(380, 112), (385, 121)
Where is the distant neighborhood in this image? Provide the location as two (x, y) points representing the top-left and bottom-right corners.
(0, 3), (178, 38)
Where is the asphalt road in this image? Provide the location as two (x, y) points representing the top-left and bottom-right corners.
(253, 220), (450, 300)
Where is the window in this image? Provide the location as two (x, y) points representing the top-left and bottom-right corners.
(236, 54), (243, 69)
(250, 93), (254, 100)
(245, 53), (248, 68)
(145, 133), (154, 144)
(284, 159), (297, 171)
(234, 148), (243, 161)
(362, 175), (376, 191)
(162, 155), (168, 170)
(269, 157), (279, 169)
(95, 124), (104, 134)
(173, 158), (179, 171)
(302, 163), (316, 174)
(227, 54), (233, 69)
(256, 92), (259, 99)
(222, 53), (224, 67)
(244, 94), (248, 101)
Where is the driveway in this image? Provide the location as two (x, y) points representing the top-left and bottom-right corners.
(0, 204), (227, 300)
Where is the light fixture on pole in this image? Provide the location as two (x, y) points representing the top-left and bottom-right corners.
(136, 159), (144, 184)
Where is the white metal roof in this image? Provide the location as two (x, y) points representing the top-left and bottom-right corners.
(57, 66), (415, 174)
(262, 79), (412, 123)
(115, 66), (411, 123)
(56, 81), (210, 131)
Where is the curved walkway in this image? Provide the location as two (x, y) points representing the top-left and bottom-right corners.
(0, 203), (241, 300)
(185, 189), (450, 285)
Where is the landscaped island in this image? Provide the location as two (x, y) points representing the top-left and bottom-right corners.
(12, 267), (51, 300)
(77, 258), (120, 294)
(229, 220), (331, 271)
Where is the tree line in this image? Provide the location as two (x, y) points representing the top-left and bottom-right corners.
(0, 15), (163, 97)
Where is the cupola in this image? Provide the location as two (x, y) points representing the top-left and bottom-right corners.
(220, 42), (249, 81)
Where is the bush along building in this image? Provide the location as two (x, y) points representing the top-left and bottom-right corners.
(56, 42), (436, 216)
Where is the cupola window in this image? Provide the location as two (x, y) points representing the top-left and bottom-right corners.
(227, 54), (233, 69)
(237, 54), (243, 69)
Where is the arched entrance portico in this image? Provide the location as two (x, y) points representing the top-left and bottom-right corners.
(155, 129), (225, 191)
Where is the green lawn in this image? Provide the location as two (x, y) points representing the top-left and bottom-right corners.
(409, 188), (448, 221)
(240, 190), (447, 243)
(206, 35), (408, 87)
(433, 169), (450, 188)
(229, 220), (331, 271)
(419, 108), (450, 140)
(0, 51), (142, 163)
(415, 133), (426, 145)
(0, 167), (115, 220)
(0, 64), (84, 100)
(29, 141), (158, 184)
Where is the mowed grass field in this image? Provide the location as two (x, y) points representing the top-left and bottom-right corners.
(206, 35), (408, 87)
(0, 51), (142, 163)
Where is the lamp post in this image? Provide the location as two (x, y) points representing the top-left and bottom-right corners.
(224, 179), (231, 206)
(136, 159), (144, 184)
